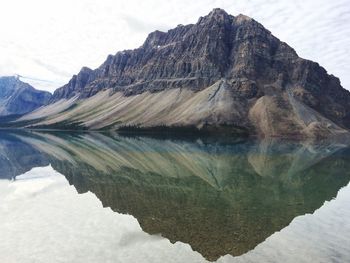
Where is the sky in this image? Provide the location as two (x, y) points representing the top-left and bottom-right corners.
(0, 0), (349, 93)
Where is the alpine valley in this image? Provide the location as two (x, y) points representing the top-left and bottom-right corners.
(5, 9), (350, 138)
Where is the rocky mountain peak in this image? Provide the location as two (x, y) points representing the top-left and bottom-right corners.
(0, 76), (24, 92)
(35, 9), (350, 138)
(50, 67), (93, 101)
(0, 76), (32, 97)
(0, 76), (52, 116)
(206, 8), (231, 20)
(197, 8), (233, 25)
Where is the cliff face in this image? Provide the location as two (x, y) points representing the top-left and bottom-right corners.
(21, 9), (350, 138)
(51, 9), (299, 100)
(48, 11), (280, 99)
(0, 76), (52, 116)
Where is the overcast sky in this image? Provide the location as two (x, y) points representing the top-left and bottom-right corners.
(0, 0), (349, 93)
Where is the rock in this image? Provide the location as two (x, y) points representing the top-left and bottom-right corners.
(0, 76), (52, 116)
(22, 9), (350, 138)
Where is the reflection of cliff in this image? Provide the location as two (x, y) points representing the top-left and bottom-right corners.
(0, 131), (49, 179)
(247, 138), (349, 178)
(6, 131), (350, 261)
(53, 152), (350, 261)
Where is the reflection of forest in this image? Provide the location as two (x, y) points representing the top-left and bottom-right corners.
(1, 131), (350, 261)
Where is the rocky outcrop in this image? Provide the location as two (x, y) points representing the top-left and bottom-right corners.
(20, 9), (350, 138)
(0, 76), (52, 116)
(50, 9), (299, 100)
(50, 67), (93, 101)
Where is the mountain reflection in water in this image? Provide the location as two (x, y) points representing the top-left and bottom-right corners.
(1, 130), (350, 261)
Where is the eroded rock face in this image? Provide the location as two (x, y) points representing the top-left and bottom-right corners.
(36, 9), (350, 137)
(51, 9), (296, 99)
(0, 76), (52, 116)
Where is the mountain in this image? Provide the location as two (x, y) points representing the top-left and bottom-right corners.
(0, 76), (51, 117)
(18, 8), (350, 138)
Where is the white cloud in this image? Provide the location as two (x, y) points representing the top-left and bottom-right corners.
(0, 0), (349, 92)
(0, 166), (205, 263)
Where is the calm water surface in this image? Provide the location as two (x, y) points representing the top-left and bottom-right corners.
(0, 131), (350, 263)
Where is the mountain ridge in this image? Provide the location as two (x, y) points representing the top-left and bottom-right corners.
(0, 76), (52, 117)
(17, 8), (350, 138)
(50, 8), (300, 101)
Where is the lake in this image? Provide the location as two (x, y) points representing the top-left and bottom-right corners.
(0, 130), (350, 263)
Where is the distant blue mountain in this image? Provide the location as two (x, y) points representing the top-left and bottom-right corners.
(0, 76), (51, 117)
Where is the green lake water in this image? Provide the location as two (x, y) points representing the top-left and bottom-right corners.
(0, 130), (349, 262)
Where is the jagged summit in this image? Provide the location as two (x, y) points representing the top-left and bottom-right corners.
(146, 8), (232, 42)
(19, 9), (350, 138)
(198, 8), (232, 22)
(210, 7), (228, 15)
(50, 9), (276, 101)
